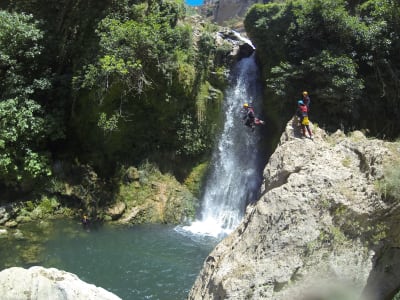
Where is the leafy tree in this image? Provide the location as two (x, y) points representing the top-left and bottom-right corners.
(71, 0), (217, 172)
(267, 51), (364, 124)
(357, 0), (400, 136)
(0, 11), (53, 187)
(245, 0), (400, 137)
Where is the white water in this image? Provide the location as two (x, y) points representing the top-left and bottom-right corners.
(181, 53), (264, 238)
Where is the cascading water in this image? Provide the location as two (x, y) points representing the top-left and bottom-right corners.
(181, 51), (264, 237)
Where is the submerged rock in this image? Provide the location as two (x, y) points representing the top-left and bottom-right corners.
(0, 266), (121, 300)
(189, 119), (399, 299)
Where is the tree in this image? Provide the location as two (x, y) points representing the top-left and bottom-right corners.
(0, 11), (53, 187)
(245, 0), (400, 137)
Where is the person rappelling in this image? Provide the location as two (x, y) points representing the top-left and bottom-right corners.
(242, 102), (264, 131)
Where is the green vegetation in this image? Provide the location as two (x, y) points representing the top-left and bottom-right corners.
(331, 203), (387, 246)
(115, 162), (198, 224)
(1, 0), (400, 226)
(245, 0), (400, 139)
(376, 140), (400, 203)
(376, 162), (400, 203)
(184, 161), (209, 197)
(0, 11), (55, 187)
(0, 0), (228, 215)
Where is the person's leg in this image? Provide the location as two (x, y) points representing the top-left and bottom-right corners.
(306, 125), (312, 137)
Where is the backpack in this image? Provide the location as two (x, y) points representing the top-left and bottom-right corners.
(299, 105), (308, 117)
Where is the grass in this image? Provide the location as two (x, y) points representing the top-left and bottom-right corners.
(341, 155), (352, 168)
(376, 163), (400, 203)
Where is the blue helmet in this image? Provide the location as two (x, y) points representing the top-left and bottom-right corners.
(298, 100), (304, 105)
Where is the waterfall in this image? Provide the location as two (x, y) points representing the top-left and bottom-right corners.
(181, 52), (264, 237)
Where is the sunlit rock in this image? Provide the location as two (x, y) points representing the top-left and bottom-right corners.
(0, 266), (121, 300)
(189, 118), (399, 299)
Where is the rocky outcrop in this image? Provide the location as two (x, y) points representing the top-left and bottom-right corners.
(0, 266), (121, 300)
(114, 164), (198, 224)
(189, 119), (400, 299)
(202, 0), (263, 27)
(214, 28), (255, 68)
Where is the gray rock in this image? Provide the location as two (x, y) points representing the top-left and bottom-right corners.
(106, 201), (126, 220)
(189, 119), (395, 299)
(0, 266), (121, 300)
(203, 0), (263, 26)
(4, 220), (17, 228)
(0, 206), (11, 225)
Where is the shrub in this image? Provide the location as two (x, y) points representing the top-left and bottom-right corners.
(377, 164), (400, 203)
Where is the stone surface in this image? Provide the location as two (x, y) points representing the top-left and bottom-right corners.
(188, 119), (399, 299)
(106, 201), (126, 220)
(0, 266), (121, 300)
(203, 0), (262, 26)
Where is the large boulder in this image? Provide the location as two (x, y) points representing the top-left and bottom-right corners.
(189, 119), (399, 299)
(0, 266), (121, 300)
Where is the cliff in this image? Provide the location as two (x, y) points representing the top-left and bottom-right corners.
(188, 118), (400, 299)
(202, 0), (264, 27)
(0, 266), (121, 300)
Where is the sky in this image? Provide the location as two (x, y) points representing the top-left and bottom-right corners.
(185, 0), (203, 6)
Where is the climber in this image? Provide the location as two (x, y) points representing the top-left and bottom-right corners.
(302, 91), (311, 109)
(296, 100), (313, 139)
(242, 103), (264, 131)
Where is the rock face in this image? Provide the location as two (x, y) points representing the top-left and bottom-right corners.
(0, 266), (121, 300)
(188, 119), (399, 299)
(203, 0), (264, 26)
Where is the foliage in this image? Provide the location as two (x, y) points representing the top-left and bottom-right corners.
(183, 161), (208, 197)
(0, 0), (223, 198)
(0, 11), (53, 186)
(80, 0), (190, 100)
(176, 114), (210, 156)
(71, 0), (221, 172)
(331, 202), (387, 246)
(376, 162), (400, 203)
(116, 161), (197, 223)
(245, 0), (400, 137)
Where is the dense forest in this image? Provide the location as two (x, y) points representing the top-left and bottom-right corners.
(0, 0), (399, 217)
(0, 0), (229, 207)
(245, 0), (400, 142)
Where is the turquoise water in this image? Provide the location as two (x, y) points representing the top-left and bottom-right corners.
(0, 219), (218, 300)
(185, 0), (203, 6)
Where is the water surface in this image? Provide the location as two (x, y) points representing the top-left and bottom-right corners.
(1, 219), (218, 300)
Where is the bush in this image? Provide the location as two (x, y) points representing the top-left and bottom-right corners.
(377, 164), (400, 203)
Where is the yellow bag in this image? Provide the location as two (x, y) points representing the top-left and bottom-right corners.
(301, 116), (309, 126)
